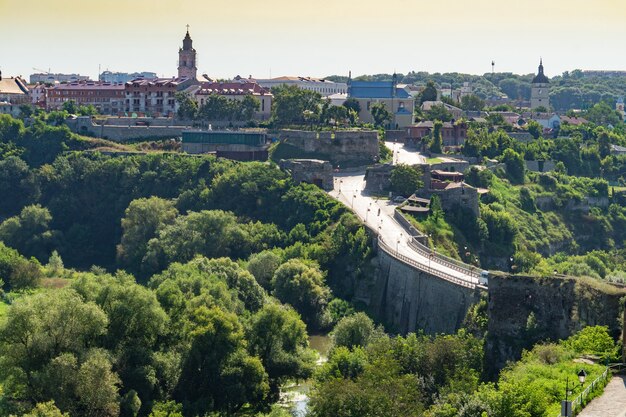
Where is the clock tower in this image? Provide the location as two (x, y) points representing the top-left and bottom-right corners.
(178, 26), (197, 80)
(530, 59), (550, 110)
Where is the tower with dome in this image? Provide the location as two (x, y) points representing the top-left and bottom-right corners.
(178, 26), (197, 80)
(530, 59), (550, 110)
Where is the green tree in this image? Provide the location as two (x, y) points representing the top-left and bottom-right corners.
(419, 80), (438, 104)
(271, 84), (322, 125)
(271, 259), (330, 329)
(343, 98), (361, 114)
(0, 204), (60, 262)
(565, 325), (617, 359)
(527, 120), (542, 139)
(75, 349), (121, 417)
(246, 303), (315, 399)
(501, 148), (526, 184)
(116, 197), (178, 277)
(429, 120), (443, 153)
(175, 92), (198, 120)
(332, 312), (379, 349)
(427, 104), (453, 122)
(370, 102), (392, 128)
(586, 101), (622, 126)
(390, 164), (422, 196)
(240, 94), (261, 121)
(460, 94), (485, 111)
(22, 402), (69, 417)
(247, 250), (282, 290)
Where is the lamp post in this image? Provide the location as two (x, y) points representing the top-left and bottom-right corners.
(578, 369), (586, 386)
(351, 193), (356, 208)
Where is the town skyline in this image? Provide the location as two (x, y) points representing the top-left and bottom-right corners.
(2, 0), (626, 80)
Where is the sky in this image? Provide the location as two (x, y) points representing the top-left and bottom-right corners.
(1, 0), (626, 81)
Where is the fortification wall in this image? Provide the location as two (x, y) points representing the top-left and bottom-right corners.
(367, 248), (479, 334)
(486, 273), (625, 375)
(67, 117), (188, 141)
(279, 129), (379, 165)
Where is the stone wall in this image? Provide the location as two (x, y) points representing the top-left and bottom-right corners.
(279, 159), (334, 190)
(485, 273), (625, 375)
(367, 248), (480, 334)
(279, 129), (379, 165)
(365, 164), (393, 193)
(526, 160), (556, 173)
(67, 117), (188, 141)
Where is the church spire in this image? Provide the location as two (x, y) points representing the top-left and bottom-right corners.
(182, 25), (193, 51)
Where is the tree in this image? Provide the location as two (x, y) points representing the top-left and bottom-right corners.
(0, 156), (39, 216)
(240, 94), (260, 121)
(527, 120), (542, 139)
(427, 104), (453, 122)
(271, 84), (322, 125)
(247, 250), (282, 290)
(420, 80), (438, 104)
(343, 98), (361, 114)
(332, 312), (378, 349)
(61, 101), (79, 115)
(117, 197), (178, 277)
(175, 306), (268, 415)
(586, 101), (622, 126)
(390, 164), (422, 196)
(566, 325), (617, 359)
(370, 102), (392, 128)
(0, 290), (109, 413)
(271, 259), (330, 329)
(460, 94), (485, 111)
(246, 303), (315, 399)
(22, 402), (69, 417)
(75, 349), (121, 417)
(175, 92), (198, 121)
(501, 148), (525, 184)
(429, 120), (443, 153)
(0, 204), (60, 262)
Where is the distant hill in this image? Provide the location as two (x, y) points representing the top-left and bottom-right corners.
(327, 70), (626, 111)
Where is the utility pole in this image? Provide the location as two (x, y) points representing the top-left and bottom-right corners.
(491, 60), (495, 75)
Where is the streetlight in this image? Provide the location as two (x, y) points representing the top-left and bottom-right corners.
(365, 208), (371, 222)
(351, 193), (356, 208)
(578, 369), (587, 386)
(396, 238), (400, 252)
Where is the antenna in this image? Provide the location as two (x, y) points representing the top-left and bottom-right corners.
(491, 60), (495, 74)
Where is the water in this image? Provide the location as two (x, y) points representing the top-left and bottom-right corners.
(279, 334), (331, 416)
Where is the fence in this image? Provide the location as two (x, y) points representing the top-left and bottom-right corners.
(392, 210), (480, 279)
(555, 364), (625, 416)
(377, 236), (476, 289)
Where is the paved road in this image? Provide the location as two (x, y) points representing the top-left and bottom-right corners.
(386, 141), (426, 165)
(577, 375), (626, 417)
(331, 171), (478, 287)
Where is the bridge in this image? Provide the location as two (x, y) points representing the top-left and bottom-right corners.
(329, 167), (482, 291)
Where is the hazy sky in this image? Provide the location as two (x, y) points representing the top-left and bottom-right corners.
(2, 0), (625, 81)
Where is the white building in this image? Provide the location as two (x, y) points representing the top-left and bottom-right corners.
(256, 76), (347, 97)
(29, 73), (91, 84)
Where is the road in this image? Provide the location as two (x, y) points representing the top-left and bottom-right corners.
(386, 141), (426, 165)
(577, 375), (626, 417)
(330, 170), (478, 287)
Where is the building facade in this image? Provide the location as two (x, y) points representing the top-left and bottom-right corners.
(187, 81), (273, 120)
(178, 29), (197, 80)
(47, 82), (125, 114)
(124, 78), (188, 117)
(530, 59), (550, 110)
(29, 73), (90, 84)
(347, 75), (415, 129)
(0, 73), (30, 105)
(256, 76), (347, 97)
(407, 121), (468, 147)
(100, 71), (157, 83)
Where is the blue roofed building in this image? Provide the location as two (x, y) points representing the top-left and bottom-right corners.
(347, 74), (415, 129)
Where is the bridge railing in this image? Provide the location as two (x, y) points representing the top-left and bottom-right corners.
(378, 236), (476, 289)
(393, 210), (479, 278)
(407, 237), (480, 278)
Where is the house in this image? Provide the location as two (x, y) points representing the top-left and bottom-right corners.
(347, 74), (415, 129)
(420, 100), (464, 120)
(124, 78), (194, 117)
(186, 81), (273, 120)
(406, 121), (468, 146)
(559, 115), (588, 126)
(0, 102), (21, 117)
(256, 76), (347, 97)
(47, 81), (126, 114)
(0, 73), (30, 105)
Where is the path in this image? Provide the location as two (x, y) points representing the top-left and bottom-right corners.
(385, 141), (426, 165)
(577, 375), (626, 417)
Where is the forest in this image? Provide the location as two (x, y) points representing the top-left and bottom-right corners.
(0, 113), (622, 417)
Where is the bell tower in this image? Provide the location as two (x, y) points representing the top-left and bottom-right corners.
(178, 25), (197, 80)
(530, 58), (550, 110)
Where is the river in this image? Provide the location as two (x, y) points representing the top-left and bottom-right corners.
(279, 334), (332, 416)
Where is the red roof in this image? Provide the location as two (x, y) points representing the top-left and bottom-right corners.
(197, 82), (271, 96)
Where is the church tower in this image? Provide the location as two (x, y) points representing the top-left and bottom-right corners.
(530, 59), (550, 110)
(178, 27), (197, 80)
